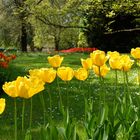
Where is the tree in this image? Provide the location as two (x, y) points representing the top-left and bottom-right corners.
(0, 0), (85, 51)
(0, 0), (36, 52)
(26, 0), (84, 51)
(0, 1), (20, 48)
(13, 0), (30, 52)
(80, 0), (140, 52)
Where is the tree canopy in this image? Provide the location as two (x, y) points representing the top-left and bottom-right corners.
(0, 0), (139, 52)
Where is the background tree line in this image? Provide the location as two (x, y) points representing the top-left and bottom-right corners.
(0, 0), (139, 52)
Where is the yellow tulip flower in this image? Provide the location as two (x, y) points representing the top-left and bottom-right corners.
(120, 55), (134, 72)
(109, 56), (122, 70)
(90, 50), (108, 66)
(3, 76), (45, 99)
(17, 76), (45, 99)
(81, 58), (92, 69)
(57, 67), (74, 81)
(0, 98), (6, 114)
(93, 64), (110, 77)
(29, 69), (43, 78)
(2, 80), (18, 97)
(75, 68), (89, 81)
(41, 68), (56, 83)
(107, 51), (120, 58)
(131, 47), (140, 59)
(48, 55), (64, 68)
(29, 68), (56, 83)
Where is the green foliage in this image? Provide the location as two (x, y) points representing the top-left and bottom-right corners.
(24, 130), (32, 140)
(0, 5), (20, 48)
(39, 109), (79, 140)
(80, 0), (140, 51)
(77, 32), (88, 48)
(2, 52), (140, 139)
(26, 0), (83, 50)
(0, 0), (139, 52)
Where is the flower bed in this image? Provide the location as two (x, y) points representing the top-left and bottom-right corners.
(60, 47), (97, 53)
(0, 52), (16, 68)
(1, 48), (140, 139)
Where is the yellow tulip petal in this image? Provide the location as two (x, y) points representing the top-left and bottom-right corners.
(75, 68), (88, 81)
(93, 64), (110, 77)
(48, 55), (63, 68)
(90, 50), (108, 66)
(2, 81), (18, 97)
(81, 58), (92, 69)
(0, 98), (6, 114)
(57, 67), (74, 81)
(131, 47), (140, 59)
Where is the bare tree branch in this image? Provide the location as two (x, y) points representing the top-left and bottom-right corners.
(35, 16), (87, 29)
(104, 28), (140, 34)
(36, 0), (44, 5)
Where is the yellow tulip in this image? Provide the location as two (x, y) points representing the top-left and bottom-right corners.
(48, 55), (63, 68)
(29, 69), (43, 78)
(17, 76), (45, 99)
(131, 47), (140, 59)
(109, 56), (122, 70)
(0, 98), (6, 114)
(90, 50), (108, 66)
(16, 77), (29, 98)
(57, 67), (74, 81)
(93, 64), (110, 77)
(29, 68), (56, 83)
(107, 51), (120, 58)
(75, 68), (89, 81)
(41, 68), (56, 83)
(120, 55), (134, 72)
(81, 58), (92, 69)
(3, 76), (45, 99)
(2, 80), (18, 97)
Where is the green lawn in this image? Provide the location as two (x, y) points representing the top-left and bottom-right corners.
(0, 52), (140, 140)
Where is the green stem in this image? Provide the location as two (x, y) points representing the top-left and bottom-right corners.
(83, 89), (87, 121)
(98, 66), (103, 106)
(40, 93), (46, 125)
(114, 69), (118, 100)
(137, 61), (140, 87)
(57, 77), (62, 103)
(22, 99), (25, 132)
(99, 66), (102, 83)
(57, 77), (64, 116)
(87, 70), (91, 99)
(136, 60), (140, 108)
(122, 70), (127, 111)
(102, 77), (105, 105)
(125, 72), (132, 104)
(14, 98), (17, 140)
(123, 70), (126, 93)
(48, 90), (52, 123)
(115, 70), (118, 89)
(78, 80), (86, 120)
(66, 81), (69, 110)
(29, 98), (32, 130)
(125, 72), (129, 86)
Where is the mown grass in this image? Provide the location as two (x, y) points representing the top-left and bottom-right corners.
(0, 52), (139, 139)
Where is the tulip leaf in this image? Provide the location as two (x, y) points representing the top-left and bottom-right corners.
(128, 121), (136, 135)
(100, 105), (108, 125)
(24, 130), (32, 140)
(51, 126), (59, 140)
(57, 127), (67, 140)
(103, 121), (109, 140)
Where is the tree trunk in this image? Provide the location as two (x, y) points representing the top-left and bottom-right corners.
(21, 22), (27, 52)
(54, 36), (60, 51)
